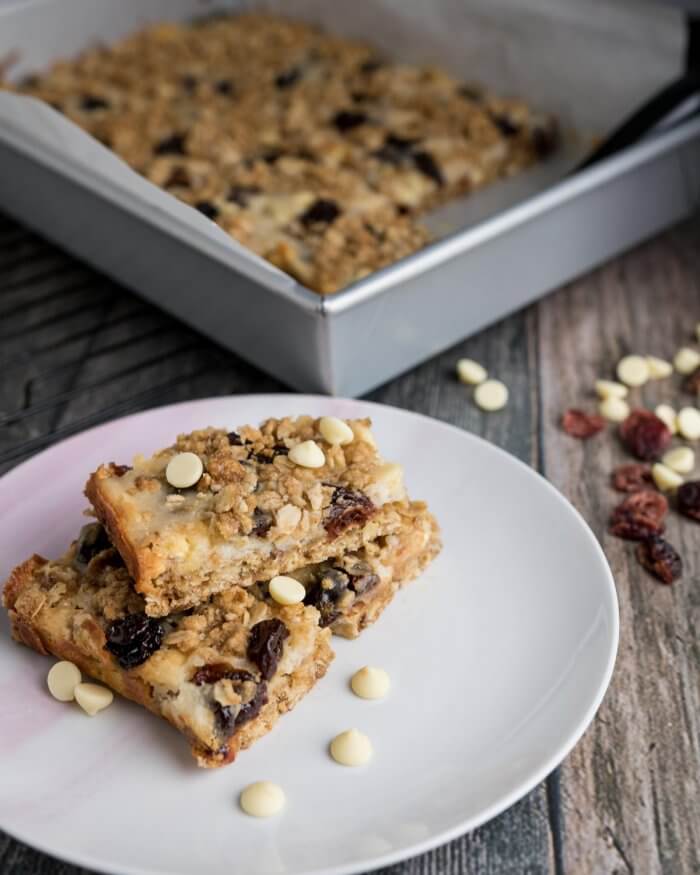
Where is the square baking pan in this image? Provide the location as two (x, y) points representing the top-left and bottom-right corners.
(1, 0), (699, 396)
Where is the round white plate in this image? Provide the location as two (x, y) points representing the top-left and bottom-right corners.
(0, 395), (618, 875)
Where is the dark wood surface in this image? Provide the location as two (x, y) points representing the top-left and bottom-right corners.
(0, 209), (698, 875)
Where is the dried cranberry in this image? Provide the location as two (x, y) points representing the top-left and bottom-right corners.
(609, 490), (668, 540)
(227, 431), (243, 446)
(80, 95), (110, 111)
(195, 201), (219, 220)
(677, 480), (700, 522)
(333, 110), (368, 132)
(163, 167), (191, 188)
(413, 151), (444, 186)
(261, 148), (284, 164)
(247, 619), (289, 680)
(293, 149), (315, 162)
(154, 133), (186, 156)
(251, 508), (273, 538)
(373, 133), (418, 165)
(561, 409), (606, 439)
(191, 663), (252, 686)
(191, 666), (268, 733)
(386, 133), (419, 151)
(227, 185), (261, 207)
(105, 614), (164, 669)
(252, 451), (273, 464)
(492, 114), (520, 137)
(73, 523), (111, 568)
(636, 536), (682, 584)
(304, 567), (349, 627)
(300, 199), (341, 227)
(458, 85), (482, 101)
(275, 67), (301, 89)
(111, 463), (131, 476)
(324, 486), (375, 538)
(611, 463), (653, 493)
(359, 58), (383, 74)
(619, 409), (672, 461)
(252, 445), (288, 464)
(683, 367), (700, 395)
(532, 122), (559, 158)
(214, 681), (268, 735)
(348, 568), (379, 596)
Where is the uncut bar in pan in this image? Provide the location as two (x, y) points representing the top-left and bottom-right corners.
(85, 416), (416, 617)
(3, 532), (333, 768)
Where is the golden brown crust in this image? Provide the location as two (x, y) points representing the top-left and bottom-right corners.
(85, 467), (146, 585)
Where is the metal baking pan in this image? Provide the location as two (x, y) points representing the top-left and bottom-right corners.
(1, 0), (699, 396)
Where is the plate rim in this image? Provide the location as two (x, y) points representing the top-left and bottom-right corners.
(0, 393), (619, 875)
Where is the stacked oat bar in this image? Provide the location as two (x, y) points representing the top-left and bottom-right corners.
(3, 415), (440, 766)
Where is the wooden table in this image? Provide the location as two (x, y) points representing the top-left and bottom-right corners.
(1, 209), (698, 875)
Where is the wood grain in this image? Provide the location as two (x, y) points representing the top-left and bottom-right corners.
(1, 210), (700, 874)
(538, 214), (700, 875)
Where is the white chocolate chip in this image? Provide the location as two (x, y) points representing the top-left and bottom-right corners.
(365, 462), (405, 506)
(165, 452), (203, 489)
(330, 729), (373, 766)
(655, 404), (678, 434)
(319, 416), (354, 446)
(651, 463), (683, 493)
(677, 407), (700, 440)
(673, 347), (700, 375)
(74, 682), (114, 716)
(456, 358), (487, 385)
(595, 380), (628, 400)
(598, 397), (630, 423)
(662, 446), (695, 474)
(351, 667), (390, 700)
(239, 781), (285, 818)
(474, 379), (508, 412)
(268, 575), (305, 606)
(646, 356), (673, 379)
(288, 440), (325, 468)
(47, 661), (82, 702)
(616, 355), (649, 387)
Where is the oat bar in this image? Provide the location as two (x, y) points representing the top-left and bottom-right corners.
(3, 13), (558, 293)
(3, 533), (333, 767)
(255, 500), (441, 638)
(85, 417), (413, 617)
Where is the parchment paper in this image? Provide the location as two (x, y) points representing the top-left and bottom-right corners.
(0, 0), (686, 265)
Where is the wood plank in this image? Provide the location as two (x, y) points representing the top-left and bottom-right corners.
(537, 214), (700, 875)
(371, 308), (555, 875)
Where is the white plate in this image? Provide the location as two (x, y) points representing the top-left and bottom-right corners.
(0, 395), (618, 875)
